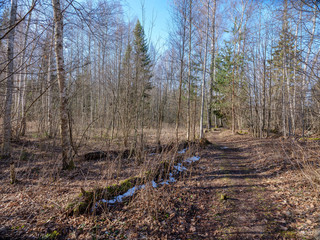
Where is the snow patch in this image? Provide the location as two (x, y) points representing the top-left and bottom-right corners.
(168, 173), (176, 182)
(174, 163), (187, 172)
(184, 156), (200, 164)
(221, 146), (229, 149)
(152, 181), (158, 188)
(178, 148), (187, 154)
(96, 155), (201, 207)
(108, 185), (145, 204)
(160, 173), (176, 185)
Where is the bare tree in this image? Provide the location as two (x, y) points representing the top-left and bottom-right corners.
(199, 0), (210, 139)
(2, 0), (18, 157)
(52, 0), (74, 169)
(207, 0), (217, 130)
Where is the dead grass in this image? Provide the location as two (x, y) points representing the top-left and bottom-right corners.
(1, 127), (320, 239)
(0, 125), (199, 239)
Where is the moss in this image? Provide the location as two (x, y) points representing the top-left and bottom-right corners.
(220, 194), (228, 201)
(42, 230), (59, 239)
(237, 130), (248, 135)
(73, 201), (88, 216)
(66, 147), (190, 215)
(67, 177), (143, 215)
(280, 230), (297, 238)
(105, 177), (140, 197)
(299, 137), (320, 141)
(67, 188), (98, 216)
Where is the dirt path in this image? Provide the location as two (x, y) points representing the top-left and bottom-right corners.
(170, 131), (298, 239)
(2, 130), (317, 239)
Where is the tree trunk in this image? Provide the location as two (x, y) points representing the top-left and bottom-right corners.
(52, 0), (74, 170)
(175, 8), (187, 143)
(2, 0), (18, 157)
(187, 0), (192, 141)
(207, 0), (216, 130)
(16, 4), (33, 137)
(301, 4), (317, 137)
(200, 1), (210, 139)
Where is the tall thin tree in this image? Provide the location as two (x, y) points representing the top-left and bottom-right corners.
(2, 0), (18, 157)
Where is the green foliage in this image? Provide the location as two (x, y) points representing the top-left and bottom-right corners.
(220, 194), (228, 201)
(237, 130), (248, 135)
(67, 176), (142, 215)
(298, 137), (320, 142)
(280, 230), (297, 238)
(42, 230), (59, 240)
(213, 43), (236, 121)
(133, 20), (153, 97)
(268, 23), (302, 86)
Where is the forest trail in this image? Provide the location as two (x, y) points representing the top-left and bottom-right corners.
(172, 131), (298, 239)
(1, 130), (318, 239)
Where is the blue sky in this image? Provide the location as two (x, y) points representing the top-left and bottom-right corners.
(124, 0), (170, 50)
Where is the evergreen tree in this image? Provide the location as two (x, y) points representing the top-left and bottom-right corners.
(214, 43), (234, 124)
(268, 20), (301, 136)
(130, 20), (153, 155)
(213, 39), (244, 127)
(133, 20), (152, 97)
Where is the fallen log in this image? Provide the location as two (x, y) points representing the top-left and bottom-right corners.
(67, 140), (208, 215)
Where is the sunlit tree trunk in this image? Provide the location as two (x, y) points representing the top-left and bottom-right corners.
(187, 0), (192, 141)
(52, 0), (74, 169)
(200, 1), (210, 139)
(207, 0), (216, 131)
(301, 4), (317, 137)
(175, 0), (187, 143)
(16, 4), (33, 137)
(2, 0), (18, 157)
(292, 7), (302, 135)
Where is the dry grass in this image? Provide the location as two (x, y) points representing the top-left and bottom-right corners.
(2, 127), (320, 239)
(0, 125), (199, 239)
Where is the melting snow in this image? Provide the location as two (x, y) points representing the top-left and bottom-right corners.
(174, 163), (187, 172)
(184, 156), (200, 164)
(221, 146), (229, 149)
(152, 181), (158, 188)
(160, 173), (176, 185)
(178, 148), (187, 154)
(96, 154), (201, 206)
(108, 185), (145, 204)
(169, 173), (176, 182)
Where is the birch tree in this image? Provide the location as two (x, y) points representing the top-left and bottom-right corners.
(52, 0), (74, 169)
(2, 0), (18, 158)
(199, 0), (210, 139)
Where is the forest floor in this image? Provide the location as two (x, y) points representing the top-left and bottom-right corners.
(1, 129), (320, 239)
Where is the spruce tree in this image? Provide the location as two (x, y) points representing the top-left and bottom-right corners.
(132, 20), (152, 155)
(133, 20), (152, 96)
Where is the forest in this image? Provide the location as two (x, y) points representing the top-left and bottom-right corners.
(1, 0), (320, 239)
